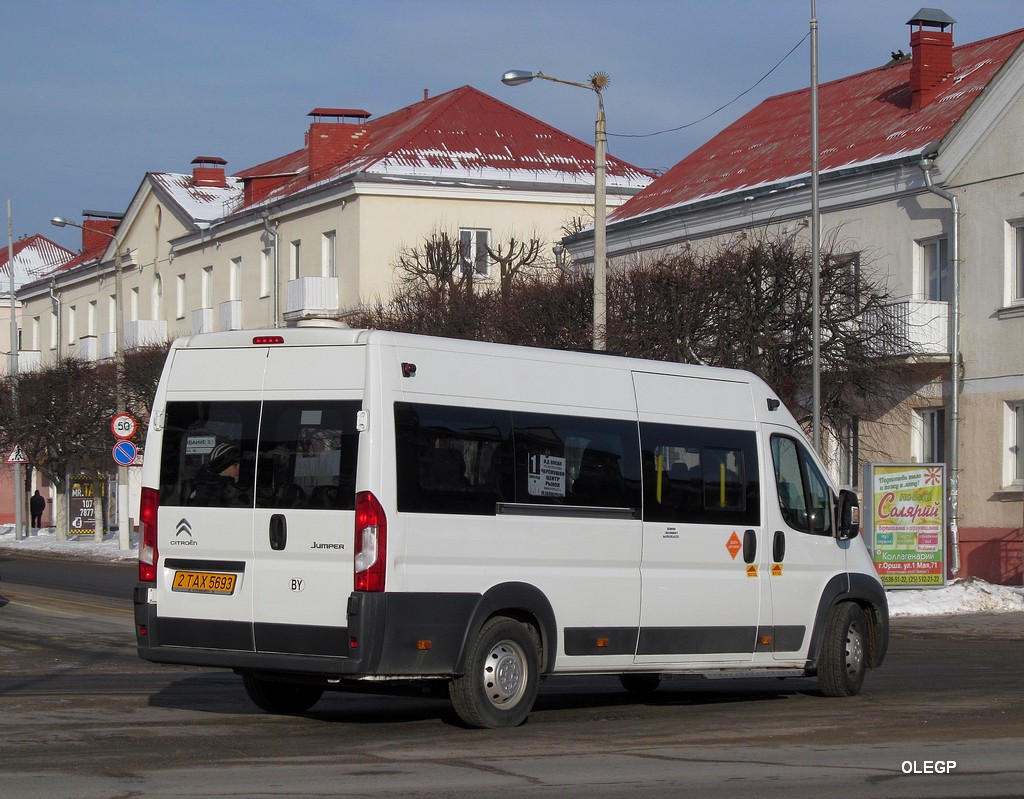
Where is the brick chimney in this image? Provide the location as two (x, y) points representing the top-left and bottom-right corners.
(191, 155), (228, 188)
(907, 8), (957, 112)
(306, 108), (371, 179)
(81, 210), (123, 255)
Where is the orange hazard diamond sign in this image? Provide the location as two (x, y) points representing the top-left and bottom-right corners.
(726, 531), (742, 560)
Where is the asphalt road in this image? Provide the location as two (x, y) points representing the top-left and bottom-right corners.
(1, 553), (1022, 798)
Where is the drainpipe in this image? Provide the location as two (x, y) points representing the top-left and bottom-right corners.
(262, 211), (280, 328)
(920, 157), (961, 577)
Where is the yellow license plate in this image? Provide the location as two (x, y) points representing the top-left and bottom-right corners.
(172, 570), (237, 595)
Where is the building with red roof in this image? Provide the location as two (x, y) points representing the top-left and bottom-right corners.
(566, 10), (1024, 584)
(10, 85), (651, 528)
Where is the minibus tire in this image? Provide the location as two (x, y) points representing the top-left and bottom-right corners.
(817, 602), (867, 697)
(242, 673), (324, 714)
(449, 616), (541, 729)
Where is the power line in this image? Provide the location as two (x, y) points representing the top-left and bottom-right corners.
(609, 32), (810, 140)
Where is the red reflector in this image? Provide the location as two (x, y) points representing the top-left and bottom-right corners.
(401, 362), (417, 377)
(417, 640), (432, 651)
(252, 335), (285, 345)
(138, 625), (148, 637)
(349, 637), (359, 649)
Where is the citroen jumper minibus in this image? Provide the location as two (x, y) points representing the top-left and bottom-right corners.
(135, 325), (888, 728)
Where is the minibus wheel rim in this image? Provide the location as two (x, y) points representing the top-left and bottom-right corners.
(483, 639), (528, 708)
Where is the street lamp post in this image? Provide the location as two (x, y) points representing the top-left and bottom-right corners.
(502, 69), (609, 351)
(51, 216), (130, 550)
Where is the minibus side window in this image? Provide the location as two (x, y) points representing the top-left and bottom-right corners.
(255, 401), (359, 511)
(640, 423), (760, 526)
(512, 412), (642, 511)
(159, 401), (260, 507)
(395, 403), (513, 515)
(770, 434), (833, 536)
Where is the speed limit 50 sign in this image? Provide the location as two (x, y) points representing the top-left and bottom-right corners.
(111, 413), (138, 440)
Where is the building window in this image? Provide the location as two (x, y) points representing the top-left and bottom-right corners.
(260, 248), (272, 298)
(322, 231), (336, 278)
(915, 408), (946, 463)
(202, 266), (213, 308)
(87, 300), (97, 336)
(289, 240), (301, 281)
(176, 274), (186, 319)
(67, 305), (77, 346)
(31, 316), (40, 350)
(152, 274), (163, 319)
(50, 310), (57, 351)
(108, 294), (117, 335)
(1012, 224), (1024, 304)
(1008, 402), (1024, 485)
(920, 237), (950, 302)
(459, 228), (490, 277)
(230, 257), (242, 302)
(130, 287), (140, 322)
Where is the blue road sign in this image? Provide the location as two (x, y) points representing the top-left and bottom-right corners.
(112, 440), (138, 466)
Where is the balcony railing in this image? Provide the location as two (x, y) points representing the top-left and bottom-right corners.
(864, 300), (949, 358)
(284, 277), (339, 322)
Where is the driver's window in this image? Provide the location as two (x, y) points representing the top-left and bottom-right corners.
(771, 435), (833, 536)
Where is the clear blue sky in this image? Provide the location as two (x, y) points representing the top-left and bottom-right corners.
(3, 0), (1022, 252)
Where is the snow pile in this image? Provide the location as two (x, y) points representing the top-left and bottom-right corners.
(2, 524), (1022, 615)
(887, 576), (1024, 616)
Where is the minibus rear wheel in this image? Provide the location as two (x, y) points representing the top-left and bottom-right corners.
(242, 672), (324, 714)
(450, 616), (541, 729)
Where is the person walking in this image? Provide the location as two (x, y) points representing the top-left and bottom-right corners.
(30, 489), (46, 528)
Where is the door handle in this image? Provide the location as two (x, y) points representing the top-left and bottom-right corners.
(270, 514), (287, 551)
(742, 529), (756, 564)
(773, 530), (786, 563)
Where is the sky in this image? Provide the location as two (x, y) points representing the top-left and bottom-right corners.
(3, 0), (1024, 253)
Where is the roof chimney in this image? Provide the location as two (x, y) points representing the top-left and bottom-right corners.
(306, 108), (371, 179)
(907, 8), (956, 111)
(192, 155), (228, 188)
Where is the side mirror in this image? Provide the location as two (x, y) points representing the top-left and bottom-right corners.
(836, 488), (861, 541)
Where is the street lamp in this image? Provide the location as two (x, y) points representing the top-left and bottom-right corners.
(50, 215), (130, 550)
(502, 69), (609, 350)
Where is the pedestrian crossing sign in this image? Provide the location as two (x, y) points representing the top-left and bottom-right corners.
(6, 444), (29, 464)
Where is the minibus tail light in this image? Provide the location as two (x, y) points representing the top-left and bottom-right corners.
(139, 487), (160, 583)
(354, 491), (387, 592)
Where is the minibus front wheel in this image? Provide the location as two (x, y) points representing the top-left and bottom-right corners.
(450, 616), (541, 729)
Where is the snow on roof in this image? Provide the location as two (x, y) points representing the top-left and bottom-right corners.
(0, 234), (75, 288)
(238, 85), (653, 207)
(612, 27), (1024, 224)
(148, 172), (244, 225)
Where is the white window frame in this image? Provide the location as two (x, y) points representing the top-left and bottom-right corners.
(322, 231), (337, 278)
(918, 237), (950, 302)
(130, 287), (140, 322)
(87, 300), (97, 337)
(67, 305), (77, 346)
(31, 316), (40, 350)
(289, 240), (301, 281)
(230, 257), (242, 302)
(260, 248), (272, 298)
(459, 228), (491, 278)
(151, 274), (163, 319)
(913, 407), (946, 463)
(108, 293), (117, 335)
(202, 265), (214, 309)
(176, 274), (186, 319)
(1006, 401), (1024, 487)
(1009, 221), (1024, 306)
(49, 310), (57, 351)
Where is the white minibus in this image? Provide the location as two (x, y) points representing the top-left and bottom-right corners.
(134, 325), (888, 728)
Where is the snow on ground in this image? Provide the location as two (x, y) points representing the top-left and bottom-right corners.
(2, 524), (1023, 616)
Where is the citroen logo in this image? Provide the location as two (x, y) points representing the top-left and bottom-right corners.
(175, 518), (193, 538)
